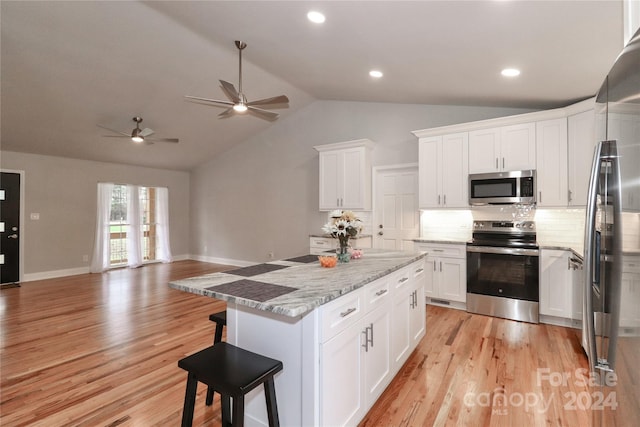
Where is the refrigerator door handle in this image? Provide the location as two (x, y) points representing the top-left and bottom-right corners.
(583, 141), (603, 373)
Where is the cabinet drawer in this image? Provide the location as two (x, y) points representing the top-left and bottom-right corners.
(391, 265), (412, 291)
(419, 243), (465, 259)
(623, 256), (640, 273)
(364, 277), (391, 312)
(310, 237), (337, 249)
(320, 288), (363, 342)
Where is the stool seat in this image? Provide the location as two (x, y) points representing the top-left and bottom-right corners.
(178, 342), (283, 427)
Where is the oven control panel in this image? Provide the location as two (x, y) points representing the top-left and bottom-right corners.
(473, 220), (536, 233)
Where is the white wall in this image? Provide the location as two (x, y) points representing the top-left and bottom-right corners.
(0, 151), (190, 280)
(190, 100), (536, 263)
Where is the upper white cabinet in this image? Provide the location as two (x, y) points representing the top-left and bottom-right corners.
(468, 123), (536, 173)
(568, 109), (596, 206)
(418, 133), (468, 209)
(609, 113), (640, 211)
(315, 139), (375, 211)
(536, 118), (568, 207)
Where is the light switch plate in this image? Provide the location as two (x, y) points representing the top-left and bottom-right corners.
(30, 213), (40, 220)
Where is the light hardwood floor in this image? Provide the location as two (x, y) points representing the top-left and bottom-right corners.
(1, 260), (592, 426)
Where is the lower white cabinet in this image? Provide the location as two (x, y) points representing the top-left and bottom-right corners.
(319, 260), (425, 426)
(540, 249), (584, 321)
(416, 243), (466, 304)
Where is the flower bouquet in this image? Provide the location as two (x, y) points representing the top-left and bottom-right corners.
(321, 210), (363, 263)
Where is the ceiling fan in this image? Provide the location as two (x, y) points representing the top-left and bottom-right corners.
(98, 117), (179, 144)
(185, 40), (289, 121)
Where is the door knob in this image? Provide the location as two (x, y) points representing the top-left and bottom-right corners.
(7, 234), (18, 239)
(378, 231), (384, 236)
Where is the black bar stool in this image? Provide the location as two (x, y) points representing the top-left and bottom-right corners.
(206, 310), (227, 406)
(178, 342), (283, 427)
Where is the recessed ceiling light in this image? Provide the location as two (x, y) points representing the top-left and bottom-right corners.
(501, 68), (521, 77)
(307, 11), (325, 24)
(369, 70), (383, 78)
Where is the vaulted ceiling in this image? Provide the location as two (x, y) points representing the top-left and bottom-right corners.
(1, 1), (623, 171)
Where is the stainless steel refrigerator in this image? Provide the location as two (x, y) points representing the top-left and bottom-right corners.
(583, 28), (640, 426)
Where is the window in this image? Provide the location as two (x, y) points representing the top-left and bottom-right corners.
(91, 183), (171, 273)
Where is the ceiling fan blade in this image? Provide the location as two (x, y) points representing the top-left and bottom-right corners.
(247, 106), (279, 121)
(218, 108), (235, 118)
(97, 124), (130, 137)
(140, 127), (155, 137)
(146, 137), (179, 143)
(247, 95), (289, 107)
(101, 135), (130, 139)
(219, 80), (241, 103)
(185, 95), (234, 107)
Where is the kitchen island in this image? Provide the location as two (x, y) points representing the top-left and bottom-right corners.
(170, 249), (427, 427)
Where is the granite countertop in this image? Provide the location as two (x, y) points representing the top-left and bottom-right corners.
(413, 239), (468, 245)
(309, 233), (372, 239)
(170, 249), (426, 319)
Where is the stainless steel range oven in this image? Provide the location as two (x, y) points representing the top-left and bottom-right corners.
(466, 220), (539, 323)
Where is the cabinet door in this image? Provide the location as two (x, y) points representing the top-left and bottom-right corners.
(620, 258), (640, 329)
(501, 123), (536, 171)
(571, 263), (584, 321)
(439, 258), (466, 303)
(610, 113), (640, 211)
(540, 250), (572, 318)
(319, 150), (342, 210)
(342, 147), (366, 209)
(441, 133), (469, 207)
(469, 128), (501, 173)
(423, 256), (437, 298)
(418, 137), (441, 208)
(410, 283), (426, 344)
(536, 118), (568, 207)
(362, 304), (392, 407)
(320, 323), (364, 427)
(568, 110), (596, 206)
(391, 289), (411, 370)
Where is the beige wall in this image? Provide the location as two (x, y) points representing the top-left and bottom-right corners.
(0, 151), (190, 279)
(190, 100), (536, 264)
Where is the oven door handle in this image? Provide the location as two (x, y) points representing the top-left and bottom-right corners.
(466, 246), (539, 256)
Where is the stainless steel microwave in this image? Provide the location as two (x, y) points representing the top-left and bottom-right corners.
(469, 170), (536, 205)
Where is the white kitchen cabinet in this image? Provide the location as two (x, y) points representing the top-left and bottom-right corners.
(309, 235), (372, 255)
(417, 243), (466, 304)
(536, 118), (568, 207)
(468, 123), (536, 174)
(620, 256), (640, 330)
(540, 249), (573, 319)
(568, 109), (597, 206)
(418, 133), (468, 208)
(570, 255), (584, 322)
(315, 139), (375, 211)
(319, 260), (425, 426)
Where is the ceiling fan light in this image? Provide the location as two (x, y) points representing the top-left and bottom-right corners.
(233, 103), (248, 112)
(131, 135), (144, 143)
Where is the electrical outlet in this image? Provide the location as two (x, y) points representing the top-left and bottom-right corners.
(82, 254), (89, 262)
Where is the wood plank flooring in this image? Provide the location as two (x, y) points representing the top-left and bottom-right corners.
(1, 260), (592, 426)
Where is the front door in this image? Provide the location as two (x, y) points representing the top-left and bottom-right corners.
(1, 172), (21, 284)
(373, 166), (419, 250)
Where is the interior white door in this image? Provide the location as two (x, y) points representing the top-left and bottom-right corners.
(373, 166), (419, 251)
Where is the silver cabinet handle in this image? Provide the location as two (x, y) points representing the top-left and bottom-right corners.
(433, 261), (437, 272)
(539, 191), (542, 203)
(443, 194), (446, 205)
(495, 158), (499, 170)
(440, 261), (443, 272)
(432, 249), (444, 252)
(375, 289), (388, 296)
(415, 268), (424, 274)
(340, 307), (356, 317)
(568, 189), (573, 202)
(502, 157), (505, 169)
(362, 328), (369, 351)
(369, 322), (374, 347)
(438, 194), (441, 205)
(398, 277), (409, 283)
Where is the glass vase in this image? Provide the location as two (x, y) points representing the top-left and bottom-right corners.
(337, 243), (350, 263)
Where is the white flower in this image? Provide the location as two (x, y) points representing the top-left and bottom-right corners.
(329, 209), (343, 219)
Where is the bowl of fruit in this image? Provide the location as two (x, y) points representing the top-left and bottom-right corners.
(318, 255), (338, 268)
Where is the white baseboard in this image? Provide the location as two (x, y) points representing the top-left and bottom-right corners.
(188, 254), (253, 267)
(23, 267), (90, 282)
(21, 253), (194, 283)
